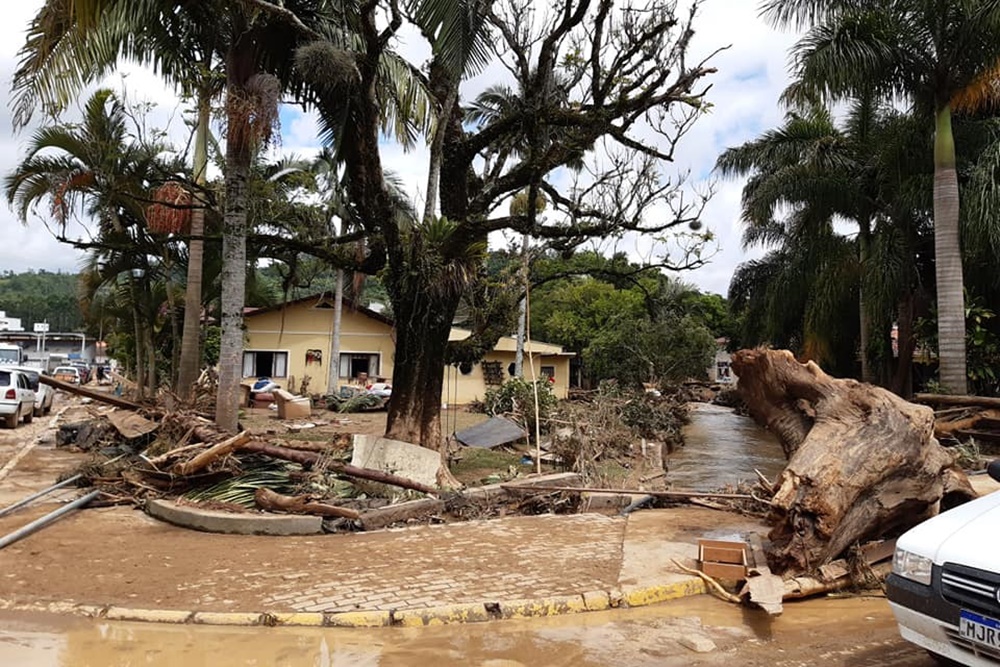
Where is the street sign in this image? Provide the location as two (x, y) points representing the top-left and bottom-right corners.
(33, 323), (49, 333)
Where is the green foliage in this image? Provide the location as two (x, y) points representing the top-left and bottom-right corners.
(584, 315), (716, 387)
(482, 377), (558, 433)
(916, 294), (1000, 396)
(0, 270), (83, 331)
(202, 326), (221, 368)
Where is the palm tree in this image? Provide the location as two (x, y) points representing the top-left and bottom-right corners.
(13, 0), (328, 429)
(761, 0), (1000, 392)
(5, 89), (169, 396)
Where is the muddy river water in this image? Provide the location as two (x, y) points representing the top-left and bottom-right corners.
(672, 402), (786, 489)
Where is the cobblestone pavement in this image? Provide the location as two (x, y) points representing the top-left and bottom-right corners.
(263, 513), (626, 612)
(0, 507), (626, 614)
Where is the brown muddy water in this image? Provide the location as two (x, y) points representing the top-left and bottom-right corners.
(673, 403), (786, 489)
(0, 596), (912, 667)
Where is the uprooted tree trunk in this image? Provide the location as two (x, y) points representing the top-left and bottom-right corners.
(731, 349), (976, 575)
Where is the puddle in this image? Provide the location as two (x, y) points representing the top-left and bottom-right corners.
(672, 403), (786, 489)
(0, 596), (901, 666)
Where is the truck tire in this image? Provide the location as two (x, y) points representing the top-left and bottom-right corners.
(23, 408), (32, 424)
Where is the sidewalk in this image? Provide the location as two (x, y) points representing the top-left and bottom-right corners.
(0, 500), (767, 626)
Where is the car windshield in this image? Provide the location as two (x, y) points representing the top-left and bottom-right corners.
(0, 349), (19, 364)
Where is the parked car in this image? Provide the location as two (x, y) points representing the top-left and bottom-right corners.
(0, 369), (36, 428)
(70, 362), (91, 384)
(5, 366), (53, 417)
(53, 366), (82, 385)
(888, 461), (1000, 665)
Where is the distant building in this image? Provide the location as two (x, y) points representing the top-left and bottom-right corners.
(0, 311), (24, 332)
(243, 294), (574, 402)
(709, 338), (737, 385)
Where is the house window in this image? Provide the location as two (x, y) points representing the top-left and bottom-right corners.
(339, 353), (380, 381)
(540, 365), (556, 380)
(243, 350), (288, 378)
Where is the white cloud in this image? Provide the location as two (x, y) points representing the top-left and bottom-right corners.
(0, 0), (798, 298)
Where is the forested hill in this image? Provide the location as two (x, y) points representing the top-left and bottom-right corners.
(0, 270), (83, 332)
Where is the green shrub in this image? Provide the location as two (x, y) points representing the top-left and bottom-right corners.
(482, 377), (558, 434)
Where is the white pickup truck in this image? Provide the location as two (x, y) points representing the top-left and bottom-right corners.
(888, 461), (1000, 665)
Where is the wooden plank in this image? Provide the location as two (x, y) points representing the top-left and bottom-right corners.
(701, 546), (746, 564)
(915, 393), (1000, 409)
(39, 375), (142, 411)
(701, 561), (747, 580)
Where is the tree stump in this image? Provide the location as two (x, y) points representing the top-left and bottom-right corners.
(732, 349), (976, 575)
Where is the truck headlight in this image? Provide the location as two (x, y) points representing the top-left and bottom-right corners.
(893, 548), (933, 585)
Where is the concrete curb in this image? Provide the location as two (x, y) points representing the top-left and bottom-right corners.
(0, 578), (708, 628)
(146, 499), (324, 536)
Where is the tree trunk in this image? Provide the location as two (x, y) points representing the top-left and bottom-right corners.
(129, 273), (146, 399)
(384, 292), (458, 464)
(326, 267), (343, 394)
(215, 58), (253, 433)
(933, 105), (968, 394)
(891, 291), (916, 397)
(177, 90), (211, 399)
(731, 348), (975, 575)
(858, 221), (873, 384)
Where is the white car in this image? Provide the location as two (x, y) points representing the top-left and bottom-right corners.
(5, 366), (53, 417)
(0, 369), (37, 428)
(888, 462), (1000, 666)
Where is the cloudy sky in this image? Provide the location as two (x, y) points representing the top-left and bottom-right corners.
(0, 0), (799, 297)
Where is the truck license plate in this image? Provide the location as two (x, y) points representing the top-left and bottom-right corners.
(960, 610), (1000, 649)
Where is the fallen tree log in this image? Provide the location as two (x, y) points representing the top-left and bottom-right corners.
(39, 376), (142, 411)
(499, 484), (754, 500)
(731, 349), (976, 575)
(241, 442), (438, 494)
(914, 393), (1000, 410)
(358, 498), (447, 530)
(254, 488), (361, 520)
(173, 431), (251, 476)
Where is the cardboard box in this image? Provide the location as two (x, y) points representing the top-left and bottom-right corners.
(274, 389), (311, 419)
(698, 538), (747, 580)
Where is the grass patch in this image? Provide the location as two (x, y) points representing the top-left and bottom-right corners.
(451, 447), (530, 485)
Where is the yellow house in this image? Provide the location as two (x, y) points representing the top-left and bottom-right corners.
(243, 294), (574, 403)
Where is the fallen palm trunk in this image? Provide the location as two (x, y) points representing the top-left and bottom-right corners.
(254, 488), (361, 520)
(39, 376), (142, 411)
(914, 393), (1000, 410)
(500, 484), (754, 501)
(731, 348), (976, 575)
(173, 431), (251, 476)
(358, 498), (447, 530)
(241, 442), (438, 495)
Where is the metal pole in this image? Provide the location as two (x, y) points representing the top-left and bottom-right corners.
(0, 490), (101, 550)
(0, 474), (83, 519)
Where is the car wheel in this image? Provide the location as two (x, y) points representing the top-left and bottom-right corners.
(926, 651), (963, 666)
(4, 413), (16, 429)
(23, 409), (32, 424)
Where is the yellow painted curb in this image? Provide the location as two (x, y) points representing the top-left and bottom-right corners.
(622, 578), (708, 607)
(498, 595), (590, 620)
(392, 602), (492, 627)
(324, 610), (392, 627)
(104, 607), (193, 624)
(0, 577), (708, 628)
